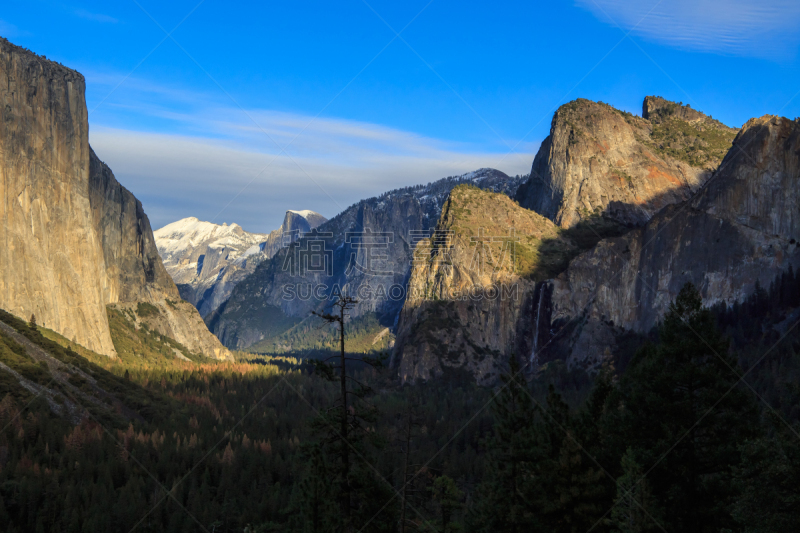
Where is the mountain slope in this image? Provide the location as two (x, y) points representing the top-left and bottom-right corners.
(0, 37), (229, 360)
(515, 97), (738, 228)
(209, 169), (526, 350)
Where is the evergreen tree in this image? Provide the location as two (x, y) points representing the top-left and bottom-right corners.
(292, 445), (337, 533)
(575, 363), (617, 507)
(731, 414), (800, 532)
(470, 361), (606, 533)
(429, 475), (463, 533)
(468, 357), (540, 533)
(603, 283), (761, 532)
(535, 387), (605, 533)
(396, 404), (425, 533)
(607, 448), (661, 533)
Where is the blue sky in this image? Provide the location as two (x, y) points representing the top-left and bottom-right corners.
(3, 0), (800, 232)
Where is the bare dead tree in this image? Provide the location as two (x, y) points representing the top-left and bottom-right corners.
(312, 293), (357, 527)
(311, 291), (387, 531)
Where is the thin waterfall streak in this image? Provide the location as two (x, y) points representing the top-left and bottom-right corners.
(530, 283), (545, 365)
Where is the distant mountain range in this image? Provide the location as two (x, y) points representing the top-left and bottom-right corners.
(202, 168), (527, 351)
(154, 210), (327, 318)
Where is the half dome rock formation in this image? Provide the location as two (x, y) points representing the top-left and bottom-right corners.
(285, 209), (327, 234)
(0, 37), (230, 360)
(154, 209), (326, 318)
(515, 97), (738, 228)
(258, 209), (328, 263)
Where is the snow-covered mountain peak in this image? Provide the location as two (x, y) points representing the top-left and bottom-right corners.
(287, 209), (316, 218)
(154, 210), (328, 318)
(154, 218), (267, 264)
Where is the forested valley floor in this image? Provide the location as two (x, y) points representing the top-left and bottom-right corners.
(1, 273), (800, 532)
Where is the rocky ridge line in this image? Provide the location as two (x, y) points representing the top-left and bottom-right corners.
(515, 97), (738, 229)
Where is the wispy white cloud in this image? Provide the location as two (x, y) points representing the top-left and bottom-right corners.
(577, 0), (800, 58)
(74, 9), (118, 24)
(85, 73), (534, 233)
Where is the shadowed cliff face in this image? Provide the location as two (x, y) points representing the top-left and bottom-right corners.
(89, 148), (179, 303)
(395, 100), (796, 385)
(0, 38), (230, 360)
(392, 185), (576, 385)
(548, 115), (800, 370)
(89, 151), (232, 360)
(515, 97), (738, 229)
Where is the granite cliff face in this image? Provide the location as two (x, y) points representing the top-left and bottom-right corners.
(1, 38), (113, 355)
(90, 152), (231, 360)
(89, 149), (179, 304)
(515, 97), (737, 228)
(209, 169), (526, 350)
(155, 210), (326, 319)
(0, 38), (229, 360)
(393, 99), (800, 385)
(545, 115), (800, 369)
(392, 185), (576, 385)
(286, 209), (327, 230)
